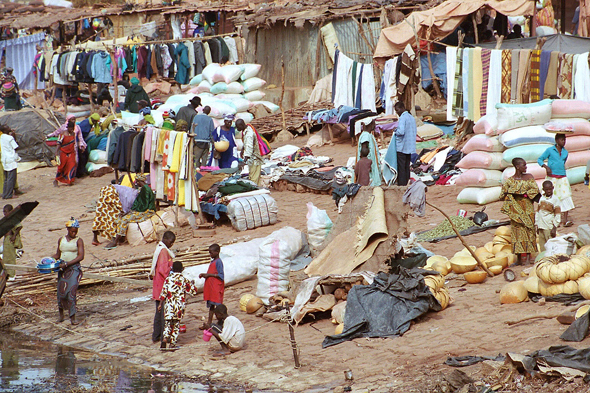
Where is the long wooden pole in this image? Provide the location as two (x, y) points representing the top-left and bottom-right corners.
(425, 201), (494, 277)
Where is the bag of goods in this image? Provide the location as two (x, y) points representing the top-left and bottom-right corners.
(196, 80), (212, 93)
(578, 273), (590, 300)
(210, 82), (228, 94)
(240, 64), (262, 81)
(499, 281), (528, 304)
(563, 135), (590, 151)
(462, 135), (504, 154)
(502, 144), (552, 164)
(499, 126), (555, 147)
(190, 74), (203, 86)
(252, 100), (280, 114)
(202, 63), (221, 84)
(456, 186), (502, 205)
(256, 227), (303, 304)
(551, 99), (590, 118)
(225, 81), (245, 94)
(88, 149), (107, 164)
(85, 162), (109, 173)
(495, 99), (553, 132)
(417, 123), (443, 141)
(565, 150), (590, 169)
(242, 77), (267, 92)
(227, 194), (278, 231)
(244, 90), (266, 101)
(474, 114), (499, 135)
(235, 112), (254, 123)
(126, 211), (168, 246)
(502, 163), (547, 181)
(306, 202), (333, 254)
(454, 169), (503, 187)
(535, 254), (589, 283)
(456, 151), (507, 170)
(224, 97), (250, 113)
(215, 93), (244, 100)
(544, 119), (590, 135)
(567, 166), (586, 185)
(216, 65), (243, 84)
(206, 101), (237, 118)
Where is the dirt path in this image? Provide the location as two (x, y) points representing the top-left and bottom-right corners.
(2, 133), (590, 392)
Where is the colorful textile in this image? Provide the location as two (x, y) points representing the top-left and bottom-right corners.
(114, 209), (155, 237)
(65, 218), (79, 229)
(472, 48), (483, 120)
(546, 176), (574, 212)
(480, 49), (491, 116)
(56, 135), (77, 185)
(530, 49), (542, 102)
(501, 50), (512, 103)
(152, 246), (173, 300)
(160, 271), (198, 320)
(518, 49), (532, 103)
(558, 53), (574, 99)
(163, 319), (181, 346)
(203, 258), (224, 305)
(499, 177), (540, 254)
(57, 263), (82, 318)
(511, 49), (520, 102)
(539, 51), (551, 99)
(92, 185), (123, 240)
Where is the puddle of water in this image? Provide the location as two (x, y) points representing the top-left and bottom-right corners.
(0, 330), (250, 393)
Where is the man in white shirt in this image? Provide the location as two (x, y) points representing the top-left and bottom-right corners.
(207, 304), (245, 355)
(0, 125), (19, 199)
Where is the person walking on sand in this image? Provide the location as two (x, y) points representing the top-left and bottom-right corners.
(52, 218), (84, 325)
(499, 158), (540, 265)
(0, 125), (19, 199)
(149, 231), (175, 344)
(205, 304), (245, 356)
(199, 243), (224, 330)
(538, 133), (574, 227)
(3, 204), (22, 281)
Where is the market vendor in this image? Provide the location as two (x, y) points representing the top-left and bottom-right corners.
(99, 174), (156, 249)
(124, 77), (150, 113)
(1, 68), (21, 111)
(538, 133), (574, 227)
(208, 114), (238, 169)
(236, 119), (263, 185)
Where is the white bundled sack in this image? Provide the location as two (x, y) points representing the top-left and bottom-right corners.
(202, 63), (221, 84)
(252, 100), (280, 114)
(545, 234), (578, 256)
(256, 227), (304, 304)
(235, 112), (254, 123)
(240, 64), (262, 81)
(242, 77), (266, 92)
(225, 81), (245, 94)
(499, 126), (555, 147)
(226, 98), (250, 112)
(457, 186), (502, 205)
(205, 101), (237, 118)
(197, 80), (212, 93)
(210, 82), (228, 94)
(216, 65), (243, 84)
(454, 169), (503, 188)
(495, 99), (553, 132)
(126, 212), (168, 246)
(88, 150), (107, 164)
(189, 74), (203, 86)
(227, 194), (278, 231)
(244, 90), (265, 101)
(306, 202), (333, 254)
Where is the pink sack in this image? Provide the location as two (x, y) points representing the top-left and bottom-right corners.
(454, 169), (503, 187)
(502, 163), (547, 181)
(565, 150), (590, 169)
(545, 118), (590, 135)
(462, 135), (504, 154)
(473, 114), (498, 135)
(456, 151), (507, 170)
(552, 100), (590, 118)
(565, 135), (590, 152)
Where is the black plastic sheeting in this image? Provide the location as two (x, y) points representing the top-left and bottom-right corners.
(322, 267), (440, 348)
(0, 110), (56, 163)
(445, 354), (505, 367)
(278, 166), (340, 191)
(561, 310), (590, 342)
(516, 346), (590, 375)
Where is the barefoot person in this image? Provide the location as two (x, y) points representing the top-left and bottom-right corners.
(199, 244), (224, 330)
(52, 218), (84, 325)
(499, 158), (540, 265)
(538, 133), (574, 227)
(206, 304), (245, 355)
(149, 231), (175, 344)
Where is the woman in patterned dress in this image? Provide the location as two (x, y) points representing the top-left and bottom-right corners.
(52, 218), (84, 325)
(499, 157), (540, 265)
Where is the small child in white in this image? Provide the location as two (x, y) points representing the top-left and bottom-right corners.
(536, 180), (561, 252)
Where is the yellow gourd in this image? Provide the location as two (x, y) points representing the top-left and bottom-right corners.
(500, 281), (528, 304)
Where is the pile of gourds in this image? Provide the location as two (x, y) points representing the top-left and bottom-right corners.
(525, 251), (590, 297)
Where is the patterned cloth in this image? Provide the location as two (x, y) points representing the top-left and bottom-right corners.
(57, 263), (82, 318)
(499, 177), (540, 254)
(501, 50), (512, 103)
(160, 271), (198, 346)
(453, 48), (463, 117)
(114, 210), (155, 237)
(558, 53), (574, 99)
(546, 176), (575, 212)
(480, 49), (491, 116)
(530, 50), (542, 102)
(56, 135), (77, 185)
(92, 185), (123, 240)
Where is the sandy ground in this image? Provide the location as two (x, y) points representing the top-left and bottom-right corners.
(3, 131), (590, 392)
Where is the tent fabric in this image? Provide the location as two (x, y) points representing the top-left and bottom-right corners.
(475, 34), (590, 55)
(322, 268), (441, 348)
(373, 0), (533, 63)
(0, 109), (56, 164)
(0, 33), (46, 90)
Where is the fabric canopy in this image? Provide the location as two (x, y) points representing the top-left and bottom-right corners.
(475, 34), (590, 55)
(373, 0), (534, 63)
(0, 33), (46, 90)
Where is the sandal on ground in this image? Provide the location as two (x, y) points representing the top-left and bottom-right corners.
(92, 241), (100, 246)
(564, 221), (574, 227)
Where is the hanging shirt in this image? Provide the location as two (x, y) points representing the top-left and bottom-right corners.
(91, 51), (113, 84)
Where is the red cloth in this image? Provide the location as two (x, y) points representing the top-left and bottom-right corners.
(203, 258), (224, 304)
(152, 249), (173, 300)
(56, 135), (77, 185)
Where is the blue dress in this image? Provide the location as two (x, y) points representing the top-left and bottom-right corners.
(209, 126), (237, 168)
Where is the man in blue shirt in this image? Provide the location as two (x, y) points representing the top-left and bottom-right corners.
(538, 133), (574, 227)
(191, 106), (215, 170)
(394, 102), (417, 186)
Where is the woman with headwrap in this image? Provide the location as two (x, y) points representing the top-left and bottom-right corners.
(1, 67), (21, 111)
(48, 115), (87, 186)
(78, 113), (101, 141)
(208, 114), (238, 169)
(125, 77), (150, 113)
(138, 103), (155, 125)
(52, 218), (84, 325)
(104, 174), (156, 249)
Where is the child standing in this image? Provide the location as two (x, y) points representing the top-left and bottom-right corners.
(3, 204), (22, 281)
(0, 126), (19, 199)
(158, 261), (198, 349)
(355, 143), (372, 186)
(199, 243), (224, 330)
(536, 180), (561, 252)
(149, 231), (175, 344)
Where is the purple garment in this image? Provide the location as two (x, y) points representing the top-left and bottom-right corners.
(539, 50), (551, 99)
(113, 185), (140, 214)
(375, 120), (399, 135)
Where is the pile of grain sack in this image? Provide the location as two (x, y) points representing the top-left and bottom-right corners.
(455, 99), (590, 205)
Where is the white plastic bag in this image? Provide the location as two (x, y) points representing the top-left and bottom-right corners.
(235, 112), (254, 123)
(306, 202), (333, 253)
(244, 90), (265, 101)
(225, 81), (245, 94)
(545, 234), (578, 256)
(88, 149), (107, 164)
(189, 74), (203, 86)
(240, 64), (262, 80)
(242, 77), (266, 92)
(216, 65), (243, 84)
(202, 63), (221, 84)
(227, 194), (278, 231)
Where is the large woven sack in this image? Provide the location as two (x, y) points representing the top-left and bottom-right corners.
(454, 169), (503, 188)
(502, 145), (552, 164)
(499, 126), (555, 148)
(462, 135), (504, 154)
(227, 194), (278, 231)
(457, 186), (502, 205)
(495, 99), (553, 131)
(456, 151), (507, 170)
(552, 100), (590, 118)
(565, 150), (590, 169)
(473, 114), (498, 135)
(126, 211), (168, 246)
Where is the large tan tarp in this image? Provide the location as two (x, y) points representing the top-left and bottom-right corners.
(373, 0), (534, 63)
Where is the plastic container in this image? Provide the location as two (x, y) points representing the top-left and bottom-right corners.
(202, 329), (212, 342)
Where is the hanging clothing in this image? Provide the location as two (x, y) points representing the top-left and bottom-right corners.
(193, 41), (206, 75)
(174, 43), (190, 85)
(486, 50), (502, 119)
(91, 51), (112, 84)
(223, 37), (239, 64)
(161, 45), (173, 77)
